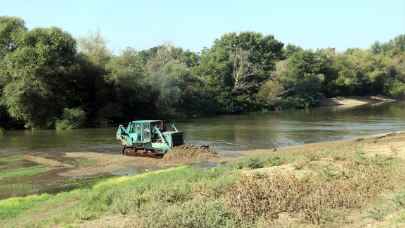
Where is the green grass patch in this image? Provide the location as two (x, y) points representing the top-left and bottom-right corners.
(0, 155), (23, 162)
(0, 165), (239, 227)
(0, 193), (51, 219)
(0, 165), (48, 180)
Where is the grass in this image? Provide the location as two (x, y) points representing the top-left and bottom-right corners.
(0, 155), (25, 169)
(0, 165), (48, 180)
(0, 154), (48, 185)
(0, 154), (107, 200)
(0, 166), (239, 227)
(0, 135), (404, 227)
(0, 194), (51, 219)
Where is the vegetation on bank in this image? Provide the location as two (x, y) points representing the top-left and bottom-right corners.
(0, 16), (404, 129)
(1, 134), (405, 227)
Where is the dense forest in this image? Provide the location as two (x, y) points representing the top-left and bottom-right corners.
(0, 16), (404, 130)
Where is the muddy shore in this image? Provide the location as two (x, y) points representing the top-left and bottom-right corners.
(16, 131), (405, 177)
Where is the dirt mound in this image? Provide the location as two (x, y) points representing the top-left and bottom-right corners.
(163, 144), (218, 163)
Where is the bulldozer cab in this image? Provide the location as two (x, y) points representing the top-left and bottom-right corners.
(116, 120), (184, 155)
(127, 120), (159, 144)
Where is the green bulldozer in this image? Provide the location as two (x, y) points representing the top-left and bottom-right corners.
(116, 120), (184, 156)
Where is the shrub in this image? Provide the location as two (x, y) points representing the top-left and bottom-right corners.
(367, 207), (386, 221)
(386, 80), (405, 98)
(266, 156), (284, 166)
(236, 158), (265, 169)
(55, 108), (86, 131)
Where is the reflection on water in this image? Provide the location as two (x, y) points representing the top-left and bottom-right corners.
(1, 102), (405, 155)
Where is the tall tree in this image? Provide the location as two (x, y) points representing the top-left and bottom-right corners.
(104, 48), (156, 121)
(78, 31), (111, 67)
(2, 27), (79, 128)
(0, 16), (27, 59)
(198, 32), (284, 112)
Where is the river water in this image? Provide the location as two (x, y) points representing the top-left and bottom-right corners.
(1, 102), (405, 155)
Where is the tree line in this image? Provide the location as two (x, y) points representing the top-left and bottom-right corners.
(0, 16), (404, 130)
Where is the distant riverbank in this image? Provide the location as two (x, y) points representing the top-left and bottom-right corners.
(320, 96), (397, 108)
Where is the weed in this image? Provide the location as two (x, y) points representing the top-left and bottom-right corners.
(367, 207), (386, 221)
(246, 158), (265, 169)
(293, 159), (309, 170)
(320, 165), (341, 181)
(236, 157), (265, 169)
(332, 154), (346, 161)
(306, 152), (320, 161)
(392, 191), (405, 208)
(266, 156), (284, 166)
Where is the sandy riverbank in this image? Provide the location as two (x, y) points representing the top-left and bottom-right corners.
(1, 131), (405, 227)
(20, 131), (405, 179)
(320, 96), (396, 108)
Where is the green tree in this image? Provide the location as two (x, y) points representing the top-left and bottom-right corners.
(371, 34), (405, 56)
(0, 16), (26, 59)
(150, 61), (214, 117)
(2, 27), (80, 128)
(104, 48), (156, 121)
(197, 32), (284, 112)
(0, 17), (28, 128)
(334, 49), (387, 95)
(78, 31), (111, 67)
(284, 44), (303, 58)
(259, 50), (329, 109)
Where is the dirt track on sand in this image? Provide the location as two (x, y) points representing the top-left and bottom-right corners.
(23, 132), (405, 178)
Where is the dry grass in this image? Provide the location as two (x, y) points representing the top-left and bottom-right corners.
(225, 156), (392, 225)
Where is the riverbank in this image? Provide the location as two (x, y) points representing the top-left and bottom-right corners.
(320, 96), (397, 108)
(1, 132), (405, 227)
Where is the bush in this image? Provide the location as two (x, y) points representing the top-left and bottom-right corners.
(387, 81), (405, 98)
(236, 156), (284, 170)
(55, 108), (86, 131)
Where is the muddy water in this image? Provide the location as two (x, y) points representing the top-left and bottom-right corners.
(1, 102), (405, 156)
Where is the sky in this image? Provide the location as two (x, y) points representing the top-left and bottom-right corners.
(1, 0), (404, 53)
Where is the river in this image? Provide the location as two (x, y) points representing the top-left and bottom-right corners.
(1, 102), (405, 156)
